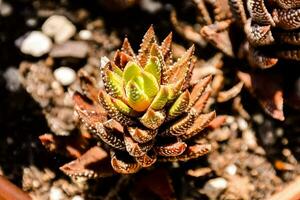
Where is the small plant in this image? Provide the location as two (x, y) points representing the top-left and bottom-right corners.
(65, 26), (216, 176)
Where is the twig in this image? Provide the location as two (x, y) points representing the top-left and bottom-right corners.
(268, 176), (300, 200)
(0, 176), (31, 200)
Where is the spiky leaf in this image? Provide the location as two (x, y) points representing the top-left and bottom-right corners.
(126, 80), (151, 112)
(150, 86), (169, 110)
(140, 109), (165, 129)
(141, 71), (159, 99)
(99, 91), (135, 126)
(168, 90), (190, 119)
(128, 127), (157, 143)
(144, 56), (161, 84)
(106, 70), (124, 99)
(111, 97), (139, 117)
(123, 61), (142, 85)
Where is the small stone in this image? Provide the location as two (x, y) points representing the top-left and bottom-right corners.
(282, 148), (291, 157)
(32, 180), (40, 188)
(140, 0), (163, 13)
(201, 177), (228, 199)
(208, 178), (228, 189)
(281, 138), (288, 145)
(54, 67), (76, 86)
(243, 130), (258, 150)
(275, 128), (284, 137)
(6, 137), (13, 145)
(42, 15), (76, 44)
(225, 116), (235, 124)
(79, 29), (92, 40)
(3, 67), (21, 92)
(237, 117), (248, 131)
(211, 127), (231, 142)
(50, 41), (88, 59)
(72, 196), (84, 200)
(50, 187), (64, 200)
(20, 31), (52, 57)
(0, 2), (13, 17)
(187, 167), (212, 177)
(225, 164), (237, 175)
(253, 114), (264, 124)
(26, 18), (38, 27)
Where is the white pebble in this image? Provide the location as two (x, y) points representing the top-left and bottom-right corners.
(140, 0), (163, 13)
(26, 18), (38, 27)
(0, 1), (13, 17)
(237, 117), (248, 131)
(79, 29), (92, 40)
(72, 195), (84, 200)
(243, 130), (258, 149)
(253, 114), (264, 124)
(42, 15), (76, 44)
(54, 67), (76, 86)
(201, 177), (228, 199)
(225, 164), (237, 175)
(50, 187), (64, 200)
(207, 177), (228, 190)
(3, 67), (21, 92)
(6, 137), (13, 145)
(20, 31), (52, 57)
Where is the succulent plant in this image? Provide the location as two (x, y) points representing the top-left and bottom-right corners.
(229, 0), (300, 68)
(64, 26), (216, 176)
(171, 0), (300, 121)
(172, 0), (300, 68)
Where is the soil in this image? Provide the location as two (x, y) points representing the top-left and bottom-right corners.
(0, 0), (299, 200)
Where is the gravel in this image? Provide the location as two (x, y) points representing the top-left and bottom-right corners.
(42, 15), (76, 44)
(20, 31), (52, 57)
(54, 67), (76, 86)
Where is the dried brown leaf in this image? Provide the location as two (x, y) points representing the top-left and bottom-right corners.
(237, 71), (285, 121)
(39, 133), (89, 158)
(217, 81), (244, 102)
(60, 146), (114, 178)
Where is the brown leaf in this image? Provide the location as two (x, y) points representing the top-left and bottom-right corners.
(39, 133), (89, 158)
(124, 134), (154, 157)
(78, 70), (100, 102)
(237, 71), (285, 121)
(188, 75), (212, 109)
(160, 32), (173, 65)
(181, 111), (216, 140)
(170, 10), (207, 47)
(138, 25), (156, 67)
(113, 50), (134, 69)
(217, 81), (244, 102)
(207, 115), (227, 129)
(160, 144), (211, 162)
(110, 151), (141, 174)
(166, 45), (195, 84)
(155, 141), (187, 157)
(135, 150), (157, 167)
(121, 37), (136, 58)
(95, 123), (126, 150)
(200, 20), (234, 56)
(248, 0), (275, 26)
(73, 92), (107, 133)
(60, 146), (114, 179)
